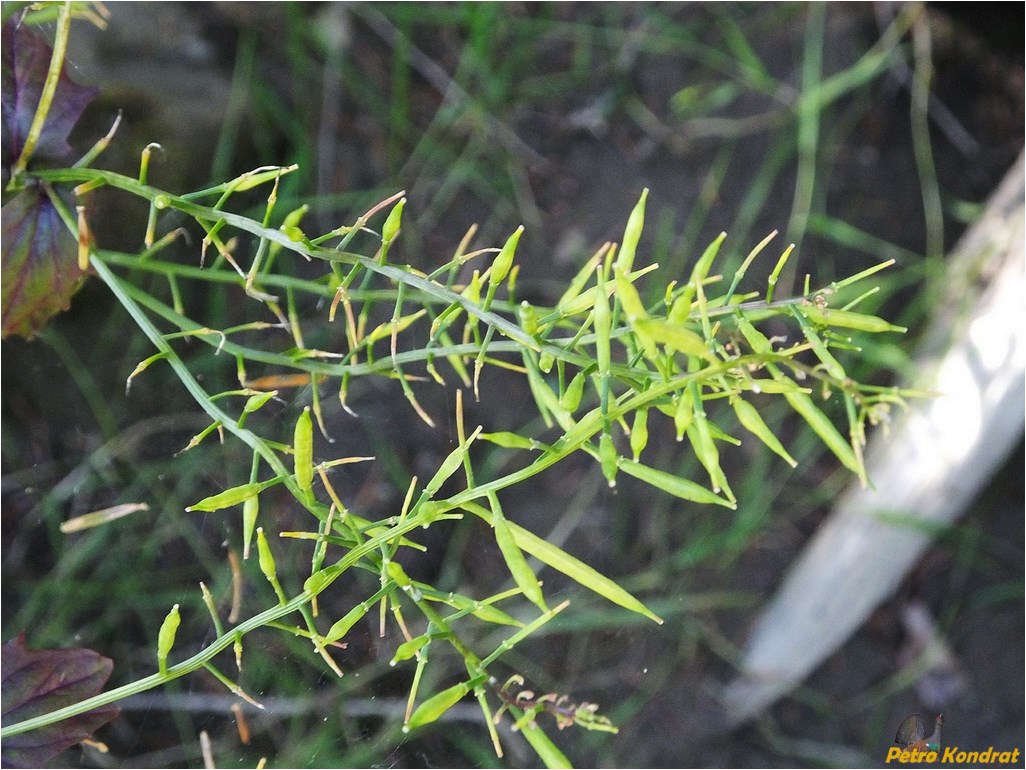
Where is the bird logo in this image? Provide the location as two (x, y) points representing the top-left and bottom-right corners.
(895, 713), (944, 752)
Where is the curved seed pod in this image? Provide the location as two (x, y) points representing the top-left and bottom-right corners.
(325, 603), (371, 643)
(489, 226), (523, 287)
(406, 681), (472, 730)
(509, 521), (663, 624)
(732, 398), (798, 468)
(391, 634), (430, 666)
(615, 188), (648, 275)
(256, 527), (277, 583)
(480, 431), (537, 450)
(381, 197), (406, 246)
(801, 305), (907, 333)
(157, 604), (181, 675)
(186, 483), (261, 513)
(493, 512), (546, 610)
(618, 458), (734, 508)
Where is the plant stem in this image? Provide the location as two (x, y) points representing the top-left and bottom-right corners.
(7, 0), (73, 186)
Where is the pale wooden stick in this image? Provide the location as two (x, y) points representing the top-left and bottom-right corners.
(722, 150), (1025, 724)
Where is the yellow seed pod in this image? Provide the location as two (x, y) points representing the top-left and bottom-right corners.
(294, 407), (314, 492)
(157, 604), (181, 675)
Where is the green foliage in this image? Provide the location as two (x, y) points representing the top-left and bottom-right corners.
(0, 4), (934, 768)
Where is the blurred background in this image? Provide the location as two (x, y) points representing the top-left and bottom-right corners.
(2, 3), (1022, 767)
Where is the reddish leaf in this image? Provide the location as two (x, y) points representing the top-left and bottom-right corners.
(1, 184), (85, 339)
(1, 633), (119, 769)
(1, 17), (99, 173)
(1, 16), (99, 338)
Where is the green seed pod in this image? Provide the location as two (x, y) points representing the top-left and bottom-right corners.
(304, 564), (343, 595)
(462, 270), (482, 304)
(690, 405), (723, 493)
(668, 292), (692, 326)
(518, 301), (539, 336)
(386, 560), (411, 586)
(256, 527), (277, 583)
(489, 226), (523, 287)
(294, 407), (314, 493)
(423, 428), (480, 497)
(800, 305), (907, 334)
(790, 306), (845, 380)
(674, 391), (693, 441)
(280, 203), (310, 231)
(781, 388), (861, 476)
(614, 269), (649, 323)
(630, 407), (649, 461)
(325, 603), (371, 643)
(481, 431), (537, 450)
(242, 391), (277, 416)
(382, 198), (406, 246)
(186, 483), (261, 513)
(493, 514), (546, 610)
(599, 432), (618, 488)
(734, 312), (773, 354)
(689, 232), (726, 286)
(635, 318), (711, 359)
(242, 495), (259, 560)
(615, 188), (648, 275)
(157, 603), (181, 675)
(407, 681), (472, 730)
(731, 398), (797, 468)
(391, 634), (430, 665)
(559, 371), (586, 413)
(618, 458), (733, 507)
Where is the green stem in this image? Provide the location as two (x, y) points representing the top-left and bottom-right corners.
(0, 512), (432, 739)
(7, 1), (73, 185)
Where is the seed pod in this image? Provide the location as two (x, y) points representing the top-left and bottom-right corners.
(489, 226), (523, 287)
(407, 681), (472, 730)
(381, 198), (406, 246)
(242, 495), (259, 560)
(325, 603), (371, 644)
(157, 604), (181, 675)
(674, 390), (693, 441)
(256, 527), (277, 583)
(615, 188), (648, 275)
(294, 407), (314, 493)
(630, 408), (649, 461)
(599, 432), (618, 488)
(800, 305), (907, 333)
(618, 458), (733, 507)
(559, 371), (586, 413)
(732, 397), (797, 468)
(518, 301), (539, 336)
(391, 635), (430, 666)
(186, 483), (261, 513)
(493, 513), (546, 610)
(481, 431), (537, 450)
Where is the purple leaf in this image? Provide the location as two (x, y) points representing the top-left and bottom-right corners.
(1, 184), (86, 339)
(1, 632), (119, 769)
(1, 17), (99, 172)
